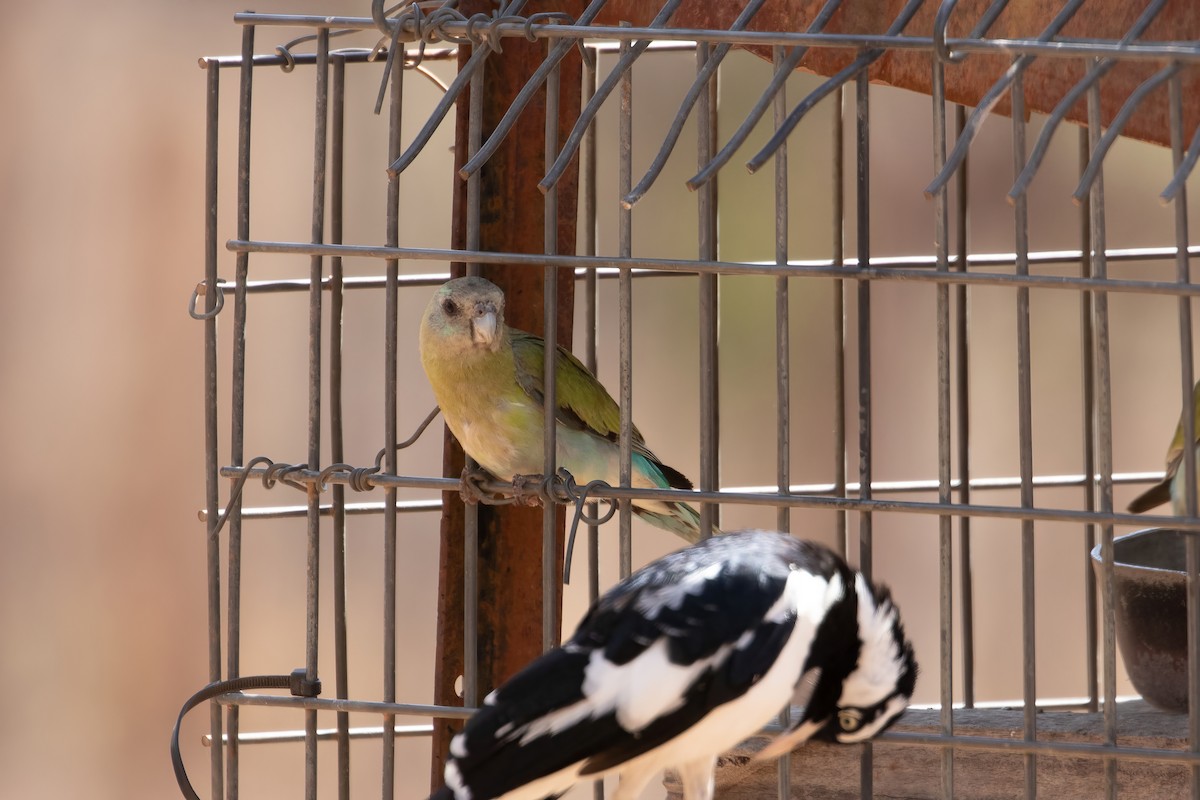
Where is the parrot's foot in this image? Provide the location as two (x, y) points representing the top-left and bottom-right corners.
(510, 474), (546, 507)
(459, 466), (495, 505)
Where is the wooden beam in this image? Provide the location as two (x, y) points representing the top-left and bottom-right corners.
(429, 1), (584, 792)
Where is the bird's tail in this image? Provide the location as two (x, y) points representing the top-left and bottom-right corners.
(1127, 477), (1172, 514)
(634, 500), (719, 544)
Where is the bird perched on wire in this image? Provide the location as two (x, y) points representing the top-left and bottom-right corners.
(430, 529), (918, 800)
(420, 275), (712, 542)
(1128, 380), (1200, 514)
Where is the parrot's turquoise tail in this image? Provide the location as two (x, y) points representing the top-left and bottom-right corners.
(634, 500), (719, 544)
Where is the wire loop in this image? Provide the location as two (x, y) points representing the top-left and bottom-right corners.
(555, 470), (618, 584)
(188, 281), (225, 320)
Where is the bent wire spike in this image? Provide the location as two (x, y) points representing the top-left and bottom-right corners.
(925, 0), (1089, 198)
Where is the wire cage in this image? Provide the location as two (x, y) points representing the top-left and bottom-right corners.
(184, 1), (1200, 798)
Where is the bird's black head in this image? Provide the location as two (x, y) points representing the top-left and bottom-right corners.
(763, 570), (916, 756)
(805, 573), (917, 744)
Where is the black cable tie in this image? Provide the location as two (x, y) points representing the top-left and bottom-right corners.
(289, 667), (323, 698)
(171, 670), (319, 800)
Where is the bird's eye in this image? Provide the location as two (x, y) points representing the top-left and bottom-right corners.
(838, 709), (863, 732)
(442, 298), (459, 315)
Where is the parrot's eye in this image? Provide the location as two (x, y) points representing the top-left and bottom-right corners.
(442, 298), (459, 316)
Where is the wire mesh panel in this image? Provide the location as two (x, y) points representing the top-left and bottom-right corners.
(183, 1), (1200, 799)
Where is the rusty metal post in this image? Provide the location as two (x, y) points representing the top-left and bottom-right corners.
(429, 2), (583, 791)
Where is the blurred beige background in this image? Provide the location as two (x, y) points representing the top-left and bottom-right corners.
(2, 2), (1199, 799)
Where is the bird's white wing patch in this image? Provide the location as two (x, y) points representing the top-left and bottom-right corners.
(840, 573), (906, 707)
(445, 760), (472, 800)
(514, 640), (721, 745)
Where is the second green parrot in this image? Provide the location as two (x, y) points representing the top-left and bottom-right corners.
(419, 276), (713, 543)
(1128, 380), (1200, 515)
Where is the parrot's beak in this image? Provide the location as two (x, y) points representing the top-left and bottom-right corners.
(471, 308), (498, 347)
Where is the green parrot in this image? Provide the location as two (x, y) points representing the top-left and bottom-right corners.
(419, 276), (711, 543)
(1128, 380), (1200, 515)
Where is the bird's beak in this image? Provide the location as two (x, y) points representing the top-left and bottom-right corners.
(753, 718), (826, 762)
(751, 667), (823, 762)
(471, 308), (498, 347)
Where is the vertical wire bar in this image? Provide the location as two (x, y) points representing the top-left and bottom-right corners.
(329, 53), (351, 800)
(202, 57), (225, 800)
(462, 52), (485, 713)
(1010, 66), (1037, 800)
(1168, 71), (1200, 800)
(697, 41), (719, 539)
(773, 46), (789, 536)
(1087, 71), (1118, 800)
(382, 40), (404, 800)
(833, 86), (847, 558)
(618, 27), (633, 580)
(580, 45), (604, 800)
(581, 48), (601, 611)
(771, 44), (791, 800)
(226, 24), (254, 800)
(854, 66), (873, 800)
(304, 27), (330, 800)
(1078, 124), (1099, 714)
(931, 56), (955, 800)
(954, 103), (976, 710)
(542, 49), (561, 653)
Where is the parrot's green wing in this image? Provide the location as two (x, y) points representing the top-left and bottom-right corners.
(509, 328), (702, 534)
(510, 329), (646, 447)
(509, 328), (696, 495)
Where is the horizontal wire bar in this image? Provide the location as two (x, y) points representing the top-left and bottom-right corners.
(198, 46), (458, 69)
(215, 272), (452, 293)
(200, 39), (699, 70)
(217, 692), (1200, 765)
(197, 499), (441, 522)
(219, 693), (474, 720)
(878, 731), (1200, 766)
(203, 724), (433, 746)
(209, 244), (1200, 298)
(227, 13), (1200, 61)
(217, 464), (1199, 531)
(741, 470), (1165, 497)
(227, 240), (1200, 296)
(199, 470), (1165, 522)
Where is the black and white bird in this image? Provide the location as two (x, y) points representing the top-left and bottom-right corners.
(431, 530), (918, 800)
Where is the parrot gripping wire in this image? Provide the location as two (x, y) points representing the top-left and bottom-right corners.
(457, 466), (622, 582)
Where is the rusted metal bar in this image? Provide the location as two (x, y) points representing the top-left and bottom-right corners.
(594, 0), (1200, 150)
(429, 2), (583, 792)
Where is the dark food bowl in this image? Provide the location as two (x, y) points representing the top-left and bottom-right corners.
(1091, 528), (1195, 713)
